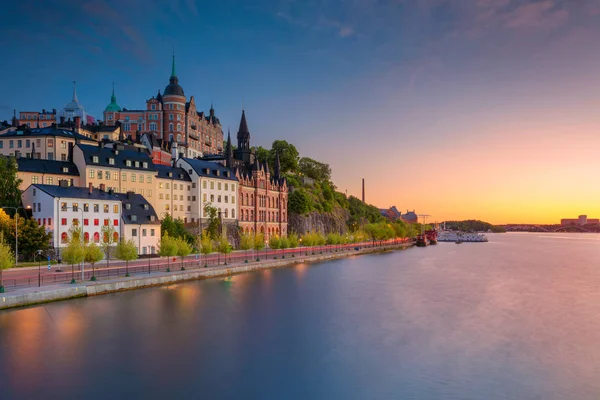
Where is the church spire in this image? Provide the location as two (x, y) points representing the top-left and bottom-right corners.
(274, 151), (281, 179)
(225, 128), (233, 169)
(72, 81), (78, 102)
(171, 52), (176, 78)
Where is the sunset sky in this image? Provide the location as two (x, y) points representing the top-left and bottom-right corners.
(3, 0), (600, 224)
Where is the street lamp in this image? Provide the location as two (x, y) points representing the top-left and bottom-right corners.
(34, 249), (42, 287)
(1, 206), (24, 266)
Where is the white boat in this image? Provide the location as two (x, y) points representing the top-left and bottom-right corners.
(437, 231), (488, 243)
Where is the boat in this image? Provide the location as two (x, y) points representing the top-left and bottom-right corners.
(438, 231), (488, 243)
(425, 229), (438, 245)
(416, 234), (429, 247)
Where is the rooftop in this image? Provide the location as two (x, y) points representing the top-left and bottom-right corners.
(114, 192), (159, 225)
(155, 164), (192, 181)
(180, 157), (237, 181)
(0, 126), (95, 141)
(16, 159), (79, 176)
(31, 184), (120, 201)
(78, 143), (156, 171)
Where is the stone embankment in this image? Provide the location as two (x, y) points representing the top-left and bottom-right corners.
(0, 242), (413, 310)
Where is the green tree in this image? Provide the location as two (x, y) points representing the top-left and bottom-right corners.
(204, 203), (220, 240)
(279, 235), (290, 258)
(159, 233), (178, 272)
(176, 237), (193, 271)
(161, 214), (195, 243)
(84, 243), (104, 281)
(288, 189), (312, 214)
(269, 235), (281, 258)
(0, 236), (14, 293)
(200, 233), (213, 267)
(62, 228), (84, 284)
(11, 217), (51, 261)
(253, 233), (265, 261)
(270, 140), (299, 173)
(100, 225), (116, 268)
(217, 236), (232, 265)
(0, 156), (22, 212)
(115, 239), (138, 277)
(326, 233), (340, 252)
(288, 233), (299, 249)
(239, 232), (253, 263)
(299, 157), (332, 181)
(254, 146), (270, 166)
(316, 232), (326, 253)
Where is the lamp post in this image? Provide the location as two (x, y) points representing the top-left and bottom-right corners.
(1, 206), (23, 266)
(34, 249), (42, 287)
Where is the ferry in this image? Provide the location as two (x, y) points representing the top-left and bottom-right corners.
(437, 231), (488, 243)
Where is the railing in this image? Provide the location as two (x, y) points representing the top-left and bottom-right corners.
(0, 239), (413, 292)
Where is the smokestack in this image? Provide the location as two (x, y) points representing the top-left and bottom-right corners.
(362, 178), (365, 203)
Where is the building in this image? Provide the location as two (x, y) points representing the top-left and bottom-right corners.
(226, 110), (288, 239)
(17, 109), (57, 128)
(561, 215), (600, 226)
(0, 126), (98, 161)
(102, 56), (223, 158)
(380, 206), (402, 221)
(22, 182), (123, 253)
(177, 157), (238, 229)
(114, 192), (160, 255)
(16, 158), (80, 191)
(72, 143), (157, 198)
(401, 210), (418, 224)
(154, 163), (193, 221)
(59, 82), (95, 125)
(140, 132), (172, 166)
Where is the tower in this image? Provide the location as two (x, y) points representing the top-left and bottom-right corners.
(162, 53), (186, 144)
(236, 110), (252, 164)
(225, 128), (233, 169)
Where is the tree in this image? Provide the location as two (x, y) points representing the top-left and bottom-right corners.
(204, 203), (220, 240)
(254, 146), (270, 166)
(200, 233), (213, 267)
(217, 236), (232, 265)
(176, 237), (193, 271)
(101, 225), (116, 268)
(279, 236), (290, 258)
(299, 157), (332, 181)
(326, 233), (340, 252)
(288, 233), (299, 249)
(161, 214), (195, 243)
(253, 233), (265, 261)
(62, 229), (84, 284)
(316, 232), (326, 253)
(270, 140), (299, 173)
(84, 243), (104, 281)
(269, 235), (281, 258)
(0, 156), (22, 212)
(0, 236), (14, 293)
(159, 233), (178, 272)
(239, 232), (253, 263)
(288, 189), (312, 214)
(15, 217), (51, 261)
(115, 239), (138, 277)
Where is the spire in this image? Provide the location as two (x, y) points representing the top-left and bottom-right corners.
(72, 81), (78, 102)
(274, 151), (281, 179)
(238, 110), (249, 134)
(171, 51), (176, 78)
(225, 128), (233, 169)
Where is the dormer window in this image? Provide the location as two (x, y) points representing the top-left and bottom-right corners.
(150, 215), (156, 222)
(215, 170), (220, 176)
(143, 204), (149, 210)
(109, 158), (115, 165)
(135, 161), (139, 167)
(92, 156), (99, 163)
(126, 160), (132, 167)
(62, 167), (68, 173)
(179, 174), (183, 179)
(143, 162), (148, 169)
(188, 169), (192, 175)
(126, 203), (131, 210)
(131, 215), (137, 221)
(168, 172), (173, 177)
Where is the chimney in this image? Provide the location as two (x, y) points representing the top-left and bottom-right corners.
(60, 116), (65, 125)
(68, 142), (74, 162)
(74, 116), (81, 131)
(99, 183), (106, 192)
(108, 188), (114, 195)
(362, 178), (365, 203)
(59, 180), (69, 188)
(89, 183), (93, 194)
(127, 191), (134, 200)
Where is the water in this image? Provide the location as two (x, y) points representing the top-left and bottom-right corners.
(2, 233), (600, 399)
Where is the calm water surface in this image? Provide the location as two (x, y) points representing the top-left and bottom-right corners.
(2, 233), (600, 399)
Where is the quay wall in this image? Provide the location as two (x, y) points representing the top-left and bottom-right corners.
(1, 243), (413, 310)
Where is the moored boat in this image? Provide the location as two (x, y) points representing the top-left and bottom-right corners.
(438, 231), (488, 243)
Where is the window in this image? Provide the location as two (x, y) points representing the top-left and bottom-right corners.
(232, 196), (235, 204)
(94, 204), (99, 212)
(148, 189), (152, 197)
(150, 122), (157, 131)
(45, 177), (53, 185)
(139, 174), (144, 183)
(132, 229), (138, 237)
(61, 202), (67, 211)
(169, 123), (174, 132)
(61, 141), (66, 149)
(218, 183), (221, 190)
(140, 189), (144, 196)
(218, 195), (222, 202)
(84, 219), (89, 226)
(159, 193), (164, 199)
(210, 181), (214, 189)
(0, 141), (3, 149)
(92, 156), (98, 163)
(104, 219), (109, 226)
(73, 218), (79, 226)
(89, 170), (95, 179)
(131, 174), (136, 182)
(225, 196), (228, 203)
(179, 195), (183, 201)
(166, 194), (170, 200)
(135, 161), (139, 168)
(151, 229), (155, 236)
(48, 218), (52, 226)
(169, 114), (173, 121)
(84, 232), (90, 243)
(142, 229), (147, 237)
(147, 175), (152, 184)
(61, 232), (68, 243)
(111, 172), (117, 181)
(192, 196), (196, 201)
(232, 185), (235, 192)
(179, 184), (183, 190)
(166, 183), (170, 189)
(224, 183), (228, 191)
(97, 171), (103, 180)
(123, 123), (130, 131)
(94, 232), (100, 243)
(151, 104), (156, 110)
(210, 194), (214, 202)
(126, 160), (132, 167)
(73, 203), (78, 212)
(61, 218), (67, 226)
(122, 172), (127, 181)
(114, 219), (119, 226)
(9, 140), (13, 149)
(232, 209), (235, 219)
(104, 204), (109, 213)
(26, 139), (30, 148)
(203, 194), (207, 202)
(32, 176), (39, 184)
(159, 182), (164, 189)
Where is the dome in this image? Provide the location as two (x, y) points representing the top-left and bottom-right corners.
(104, 88), (121, 112)
(164, 76), (184, 97)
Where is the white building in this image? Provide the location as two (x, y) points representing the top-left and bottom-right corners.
(114, 192), (160, 255)
(177, 157), (238, 225)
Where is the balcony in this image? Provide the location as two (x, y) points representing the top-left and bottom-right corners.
(205, 139), (212, 146)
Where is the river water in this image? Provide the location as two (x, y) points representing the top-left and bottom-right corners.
(2, 233), (600, 399)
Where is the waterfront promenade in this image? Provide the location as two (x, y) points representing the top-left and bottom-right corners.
(0, 240), (413, 310)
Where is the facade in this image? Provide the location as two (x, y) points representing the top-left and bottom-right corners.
(0, 126), (97, 161)
(177, 157), (238, 227)
(114, 192), (160, 255)
(227, 111), (288, 239)
(72, 143), (157, 197)
(16, 158), (80, 191)
(102, 56), (222, 157)
(154, 164), (193, 221)
(561, 215), (600, 226)
(17, 109), (57, 128)
(22, 183), (122, 252)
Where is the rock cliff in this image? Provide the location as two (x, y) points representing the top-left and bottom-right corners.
(288, 206), (349, 235)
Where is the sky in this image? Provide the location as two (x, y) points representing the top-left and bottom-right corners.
(3, 0), (600, 224)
